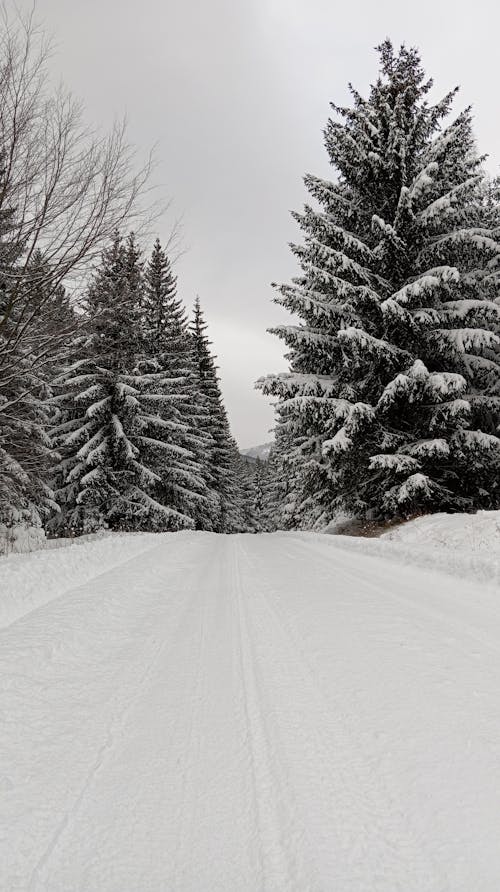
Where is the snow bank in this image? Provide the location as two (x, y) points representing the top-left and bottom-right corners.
(322, 510), (500, 589)
(382, 509), (500, 551)
(0, 532), (161, 629)
(0, 524), (46, 556)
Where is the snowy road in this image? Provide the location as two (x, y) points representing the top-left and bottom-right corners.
(2, 532), (500, 890)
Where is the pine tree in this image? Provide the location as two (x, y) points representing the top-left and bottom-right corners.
(51, 233), (193, 533)
(239, 457), (260, 532)
(141, 239), (215, 527)
(190, 298), (246, 532)
(248, 457), (279, 532)
(259, 42), (500, 526)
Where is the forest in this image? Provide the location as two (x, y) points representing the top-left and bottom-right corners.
(1, 17), (499, 547)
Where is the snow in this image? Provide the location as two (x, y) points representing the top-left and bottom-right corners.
(2, 529), (500, 889)
(369, 453), (420, 472)
(392, 471), (432, 502)
(440, 327), (500, 353)
(0, 523), (46, 556)
(405, 438), (450, 457)
(387, 267), (459, 306)
(327, 509), (500, 588)
(407, 161), (438, 200)
(337, 326), (405, 359)
(322, 426), (352, 454)
(0, 532), (159, 629)
(455, 429), (500, 451)
(384, 508), (500, 551)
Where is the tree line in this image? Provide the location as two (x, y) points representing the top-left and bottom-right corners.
(1, 221), (275, 536)
(3, 13), (499, 541)
(0, 10), (272, 543)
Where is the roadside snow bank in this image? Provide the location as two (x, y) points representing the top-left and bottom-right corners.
(0, 524), (46, 556)
(382, 509), (500, 551)
(320, 511), (500, 588)
(0, 533), (162, 629)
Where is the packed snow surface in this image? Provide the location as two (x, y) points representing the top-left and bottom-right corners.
(1, 531), (500, 890)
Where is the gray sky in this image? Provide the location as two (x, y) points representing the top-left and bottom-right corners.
(32, 0), (500, 446)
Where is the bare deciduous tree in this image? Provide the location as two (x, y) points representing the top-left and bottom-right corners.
(0, 5), (154, 343)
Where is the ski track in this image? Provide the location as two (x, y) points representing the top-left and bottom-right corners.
(231, 539), (297, 890)
(236, 539), (444, 890)
(1, 531), (500, 890)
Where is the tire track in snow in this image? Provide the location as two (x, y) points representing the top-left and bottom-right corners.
(6, 532), (498, 889)
(171, 537), (212, 889)
(237, 537), (446, 890)
(173, 535), (282, 890)
(231, 536), (300, 892)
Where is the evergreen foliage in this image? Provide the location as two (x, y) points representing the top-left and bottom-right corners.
(51, 234), (194, 533)
(251, 457), (280, 532)
(0, 197), (57, 529)
(190, 298), (245, 532)
(50, 238), (244, 535)
(141, 239), (215, 527)
(260, 42), (500, 526)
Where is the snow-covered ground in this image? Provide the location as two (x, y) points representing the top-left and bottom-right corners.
(1, 529), (500, 889)
(383, 508), (500, 550)
(0, 532), (160, 628)
(325, 509), (500, 588)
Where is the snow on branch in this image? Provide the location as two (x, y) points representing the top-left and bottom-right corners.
(385, 267), (459, 308)
(419, 176), (482, 223)
(369, 454), (420, 472)
(257, 373), (339, 399)
(338, 327), (409, 361)
(322, 427), (352, 455)
(403, 439), (450, 458)
(437, 328), (500, 355)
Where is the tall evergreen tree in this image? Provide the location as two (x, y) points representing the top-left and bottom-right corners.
(190, 298), (245, 532)
(260, 42), (500, 526)
(141, 239), (216, 527)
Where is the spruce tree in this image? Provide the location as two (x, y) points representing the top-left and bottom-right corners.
(141, 239), (215, 527)
(239, 457), (260, 533)
(260, 42), (500, 526)
(190, 298), (245, 532)
(248, 457), (279, 532)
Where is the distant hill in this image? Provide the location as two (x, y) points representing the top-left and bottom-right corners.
(241, 442), (273, 461)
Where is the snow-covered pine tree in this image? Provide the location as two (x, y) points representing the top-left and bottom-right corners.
(239, 457), (260, 533)
(190, 298), (246, 532)
(250, 457), (279, 532)
(0, 198), (56, 533)
(259, 42), (500, 525)
(141, 239), (216, 527)
(52, 233), (193, 533)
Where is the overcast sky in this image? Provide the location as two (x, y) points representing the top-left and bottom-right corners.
(30, 0), (500, 446)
